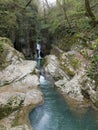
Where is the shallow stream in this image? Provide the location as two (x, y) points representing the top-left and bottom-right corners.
(29, 59), (98, 130)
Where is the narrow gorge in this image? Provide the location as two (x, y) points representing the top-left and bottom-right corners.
(0, 0), (98, 130)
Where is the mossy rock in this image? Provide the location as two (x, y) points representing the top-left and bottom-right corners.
(0, 40), (5, 70)
(80, 49), (89, 59)
(0, 37), (13, 47)
(91, 39), (98, 49)
(0, 37), (13, 70)
(12, 110), (20, 127)
(7, 95), (24, 109)
(67, 54), (81, 70)
(0, 106), (14, 119)
(0, 125), (6, 130)
(0, 40), (3, 55)
(0, 104), (22, 120)
(71, 57), (81, 69)
(0, 95), (24, 119)
(65, 67), (75, 77)
(94, 101), (98, 108)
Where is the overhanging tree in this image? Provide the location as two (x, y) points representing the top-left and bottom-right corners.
(85, 0), (97, 27)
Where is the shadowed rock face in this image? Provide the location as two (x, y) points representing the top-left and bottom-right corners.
(0, 37), (44, 130)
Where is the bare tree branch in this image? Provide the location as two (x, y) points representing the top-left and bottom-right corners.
(45, 0), (50, 9)
(25, 0), (33, 7)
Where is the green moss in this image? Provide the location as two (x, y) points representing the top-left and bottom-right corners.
(94, 101), (98, 108)
(0, 106), (13, 119)
(88, 53), (98, 85)
(0, 40), (4, 70)
(67, 54), (81, 70)
(0, 37), (14, 70)
(0, 95), (24, 120)
(91, 39), (98, 49)
(0, 41), (3, 55)
(55, 35), (78, 51)
(0, 104), (22, 120)
(71, 57), (81, 69)
(0, 37), (13, 47)
(80, 49), (89, 59)
(65, 67), (75, 77)
(43, 57), (49, 67)
(12, 118), (18, 126)
(12, 110), (20, 127)
(0, 125), (6, 130)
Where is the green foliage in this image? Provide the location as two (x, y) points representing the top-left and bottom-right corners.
(0, 41), (3, 55)
(0, 37), (13, 46)
(0, 0), (39, 48)
(92, 54), (98, 63)
(70, 57), (81, 69)
(55, 34), (82, 51)
(80, 49), (89, 59)
(65, 67), (75, 77)
(91, 39), (98, 49)
(88, 53), (98, 85)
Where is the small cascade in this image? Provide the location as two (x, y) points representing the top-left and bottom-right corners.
(38, 50), (42, 59)
(36, 42), (42, 59)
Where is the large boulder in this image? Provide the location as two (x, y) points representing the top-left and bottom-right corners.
(44, 55), (69, 80)
(0, 61), (37, 86)
(0, 92), (25, 120)
(44, 49), (96, 105)
(0, 37), (44, 129)
(0, 37), (24, 70)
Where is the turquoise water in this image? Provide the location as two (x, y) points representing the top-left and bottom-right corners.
(29, 60), (98, 130)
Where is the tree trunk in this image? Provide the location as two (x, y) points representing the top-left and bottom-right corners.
(45, 0), (50, 9)
(43, 2), (47, 24)
(85, 0), (97, 27)
(56, 0), (71, 28)
(62, 0), (71, 28)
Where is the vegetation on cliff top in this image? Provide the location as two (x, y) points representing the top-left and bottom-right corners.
(0, 0), (98, 81)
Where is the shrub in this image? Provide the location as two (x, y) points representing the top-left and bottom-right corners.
(88, 53), (98, 85)
(0, 41), (3, 55)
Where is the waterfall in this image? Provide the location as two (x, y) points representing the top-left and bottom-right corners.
(36, 42), (42, 59)
(38, 49), (41, 59)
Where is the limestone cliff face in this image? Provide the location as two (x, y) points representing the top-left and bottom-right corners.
(44, 46), (97, 108)
(0, 37), (44, 130)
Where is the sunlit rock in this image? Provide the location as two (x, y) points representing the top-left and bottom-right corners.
(10, 124), (33, 130)
(24, 89), (43, 106)
(0, 61), (37, 87)
(44, 55), (69, 80)
(44, 50), (96, 104)
(12, 74), (40, 92)
(0, 37), (43, 129)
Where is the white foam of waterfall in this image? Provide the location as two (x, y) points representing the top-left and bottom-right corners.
(37, 43), (42, 59)
(40, 75), (47, 85)
(38, 50), (42, 59)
